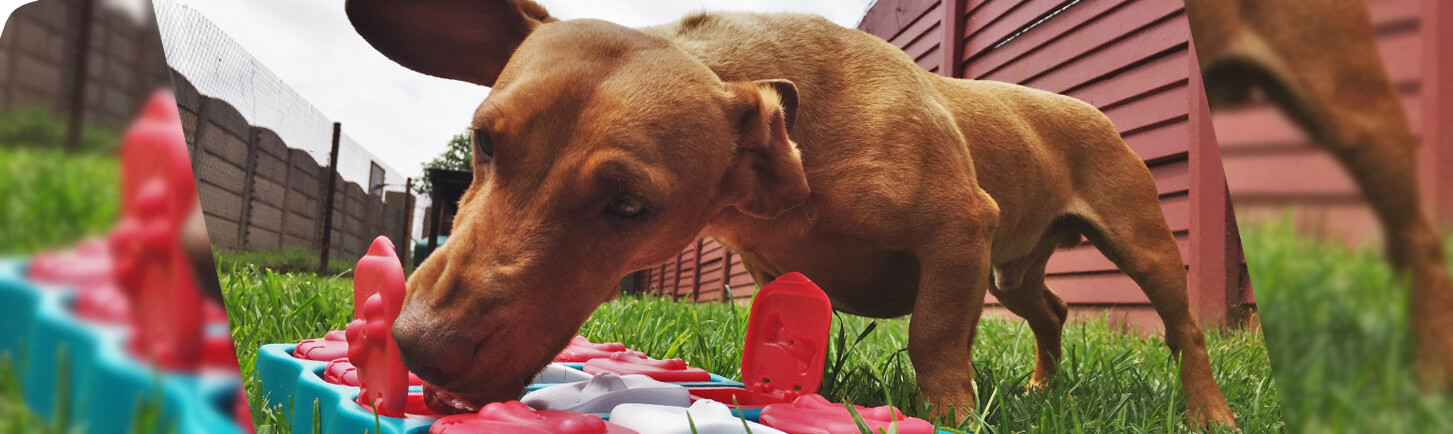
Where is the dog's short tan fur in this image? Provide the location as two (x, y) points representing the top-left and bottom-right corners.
(346, 0), (1236, 427)
(1187, 0), (1453, 383)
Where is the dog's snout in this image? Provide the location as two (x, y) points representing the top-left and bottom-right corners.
(393, 310), (476, 385)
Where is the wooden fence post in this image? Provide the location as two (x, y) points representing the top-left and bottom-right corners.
(1186, 40), (1230, 327)
(941, 0), (965, 78)
(237, 127), (260, 249)
(401, 177), (414, 265)
(691, 239), (704, 301)
(318, 122), (342, 275)
(1423, 0), (1453, 221)
(672, 250), (686, 301)
(189, 99), (211, 169)
(280, 147), (296, 248)
(720, 249), (733, 302)
(65, 0), (95, 150)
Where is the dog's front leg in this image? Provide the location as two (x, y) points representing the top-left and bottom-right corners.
(908, 208), (997, 424)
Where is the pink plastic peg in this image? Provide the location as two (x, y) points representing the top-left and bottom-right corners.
(294, 330), (350, 361)
(28, 238), (113, 291)
(323, 358), (423, 387)
(429, 401), (637, 434)
(583, 352), (710, 383)
(554, 336), (631, 362)
(758, 394), (936, 434)
(346, 236), (409, 417)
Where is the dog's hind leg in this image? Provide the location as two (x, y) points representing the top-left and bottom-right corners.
(1228, 22), (1453, 384)
(987, 229), (1074, 389)
(1195, 2), (1453, 384)
(1071, 191), (1237, 428)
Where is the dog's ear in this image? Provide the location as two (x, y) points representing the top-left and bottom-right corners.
(345, 0), (555, 87)
(720, 80), (810, 219)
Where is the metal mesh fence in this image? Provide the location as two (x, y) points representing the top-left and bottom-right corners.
(153, 0), (411, 261)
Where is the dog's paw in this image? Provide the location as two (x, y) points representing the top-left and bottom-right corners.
(1186, 405), (1239, 432)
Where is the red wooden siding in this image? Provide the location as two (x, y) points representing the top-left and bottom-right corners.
(1216, 0), (1453, 243)
(637, 0), (1251, 330)
(952, 0), (1245, 329)
(639, 237), (757, 302)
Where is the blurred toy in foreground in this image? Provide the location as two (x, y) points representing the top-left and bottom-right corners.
(0, 90), (251, 433)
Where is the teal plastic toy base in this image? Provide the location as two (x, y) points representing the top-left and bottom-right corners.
(256, 341), (956, 433)
(0, 259), (243, 434)
(257, 343), (741, 433)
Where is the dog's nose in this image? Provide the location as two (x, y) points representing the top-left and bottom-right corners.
(393, 311), (474, 385)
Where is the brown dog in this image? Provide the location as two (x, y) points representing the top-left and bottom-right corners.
(346, 0), (1237, 427)
(1186, 0), (1453, 383)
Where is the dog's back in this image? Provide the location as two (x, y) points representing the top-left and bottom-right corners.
(645, 11), (1152, 253)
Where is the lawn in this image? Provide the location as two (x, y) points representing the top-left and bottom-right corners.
(0, 147), (119, 254)
(0, 146), (125, 433)
(1243, 222), (1453, 432)
(223, 263), (1279, 433)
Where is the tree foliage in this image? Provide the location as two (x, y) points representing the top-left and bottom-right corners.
(415, 131), (472, 196)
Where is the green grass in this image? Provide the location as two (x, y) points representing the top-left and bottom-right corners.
(214, 247), (358, 277)
(224, 265), (1280, 433)
(0, 147), (119, 255)
(0, 107), (122, 154)
(220, 265), (355, 434)
(0, 145), (172, 433)
(1244, 221), (1453, 432)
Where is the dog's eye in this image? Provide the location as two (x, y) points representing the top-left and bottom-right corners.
(471, 129), (493, 158)
(606, 194), (644, 218)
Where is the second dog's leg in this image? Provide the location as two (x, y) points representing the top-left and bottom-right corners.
(988, 234), (1070, 388)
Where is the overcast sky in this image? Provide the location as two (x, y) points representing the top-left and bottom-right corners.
(164, 0), (875, 194)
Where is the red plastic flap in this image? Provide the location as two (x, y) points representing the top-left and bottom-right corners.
(740, 272), (832, 400)
(582, 352), (710, 382)
(347, 237), (409, 417)
(687, 387), (789, 407)
(72, 283), (129, 324)
(294, 330), (349, 361)
(429, 401), (636, 434)
(324, 358), (423, 387)
(28, 238), (112, 291)
(758, 394), (936, 434)
(554, 336), (630, 362)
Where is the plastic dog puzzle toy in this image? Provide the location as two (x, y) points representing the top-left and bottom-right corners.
(683, 272), (831, 418)
(347, 237), (412, 417)
(555, 336), (640, 362)
(758, 394), (937, 434)
(430, 400), (638, 434)
(324, 357), (425, 387)
(295, 329), (350, 361)
(0, 91), (249, 434)
(584, 352), (712, 383)
(609, 400), (785, 434)
(255, 267), (951, 433)
(521, 373), (690, 414)
(532, 363), (596, 384)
